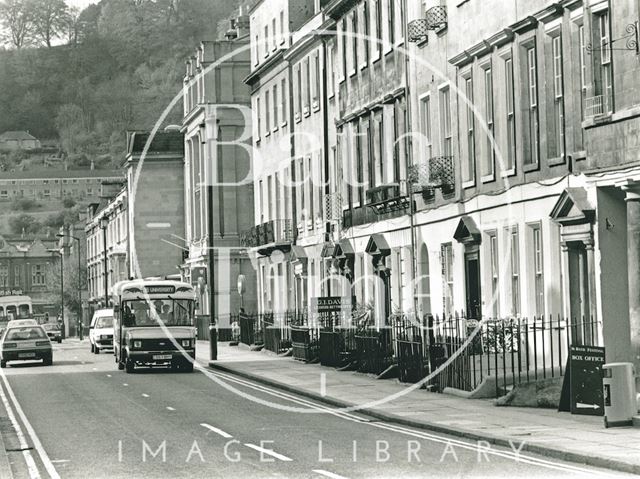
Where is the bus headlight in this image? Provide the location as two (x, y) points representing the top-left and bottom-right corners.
(181, 339), (190, 348)
(133, 340), (142, 349)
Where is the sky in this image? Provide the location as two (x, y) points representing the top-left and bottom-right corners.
(67, 0), (100, 10)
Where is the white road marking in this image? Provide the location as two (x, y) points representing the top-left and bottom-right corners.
(320, 373), (326, 397)
(244, 443), (292, 462)
(313, 470), (349, 479)
(207, 370), (599, 476)
(92, 368), (97, 371)
(166, 406), (175, 411)
(122, 383), (128, 387)
(50, 460), (70, 464)
(106, 374), (112, 378)
(200, 423), (232, 439)
(0, 371), (61, 479)
(0, 377), (40, 478)
(142, 393), (150, 398)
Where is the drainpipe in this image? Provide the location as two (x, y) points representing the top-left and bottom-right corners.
(402, 0), (420, 324)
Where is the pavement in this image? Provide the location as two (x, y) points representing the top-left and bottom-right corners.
(206, 341), (640, 476)
(0, 338), (631, 478)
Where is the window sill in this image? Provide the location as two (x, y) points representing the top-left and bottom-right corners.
(280, 121), (288, 128)
(481, 173), (495, 184)
(500, 168), (516, 178)
(360, 62), (368, 71)
(548, 155), (566, 167)
(371, 52), (381, 64)
(462, 179), (475, 189)
(303, 107), (310, 118)
(348, 69), (357, 78)
(264, 131), (271, 138)
(523, 162), (539, 173)
(417, 37), (429, 48)
(572, 150), (587, 161)
(272, 126), (279, 134)
(384, 46), (393, 57)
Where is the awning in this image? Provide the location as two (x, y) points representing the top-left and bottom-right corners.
(365, 233), (391, 257)
(289, 245), (308, 263)
(453, 216), (481, 245)
(321, 242), (339, 258)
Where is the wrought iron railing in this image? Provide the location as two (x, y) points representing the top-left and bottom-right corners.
(584, 94), (611, 119)
(240, 219), (295, 247)
(232, 308), (601, 398)
(425, 5), (447, 30)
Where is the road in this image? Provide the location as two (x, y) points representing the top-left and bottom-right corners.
(0, 340), (632, 479)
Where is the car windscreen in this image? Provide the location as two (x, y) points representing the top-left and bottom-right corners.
(95, 317), (113, 328)
(41, 324), (58, 331)
(122, 299), (193, 327)
(6, 327), (46, 341)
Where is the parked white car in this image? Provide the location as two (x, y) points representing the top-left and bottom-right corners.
(89, 309), (114, 354)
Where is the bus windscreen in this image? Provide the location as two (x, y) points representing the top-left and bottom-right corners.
(121, 299), (193, 327)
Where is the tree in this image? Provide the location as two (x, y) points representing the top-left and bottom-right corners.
(55, 103), (88, 154)
(11, 197), (38, 211)
(28, 0), (69, 48)
(47, 247), (87, 322)
(0, 0), (33, 49)
(8, 213), (41, 234)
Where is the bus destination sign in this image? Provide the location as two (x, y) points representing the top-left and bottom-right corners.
(145, 286), (176, 294)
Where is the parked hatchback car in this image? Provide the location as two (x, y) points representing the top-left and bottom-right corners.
(90, 309), (114, 354)
(41, 323), (62, 343)
(0, 325), (52, 367)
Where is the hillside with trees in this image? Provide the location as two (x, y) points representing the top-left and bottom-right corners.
(0, 0), (242, 168)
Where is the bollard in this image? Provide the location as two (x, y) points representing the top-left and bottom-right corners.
(209, 324), (218, 360)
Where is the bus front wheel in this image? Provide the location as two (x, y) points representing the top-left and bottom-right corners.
(125, 355), (135, 374)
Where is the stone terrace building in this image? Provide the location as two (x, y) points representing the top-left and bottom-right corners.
(245, 0), (346, 316)
(0, 233), (60, 317)
(0, 169), (123, 203)
(181, 15), (257, 323)
(85, 131), (185, 310)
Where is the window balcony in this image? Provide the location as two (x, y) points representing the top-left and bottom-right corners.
(343, 183), (411, 228)
(425, 5), (447, 31)
(240, 219), (295, 255)
(584, 94), (611, 119)
(409, 156), (456, 197)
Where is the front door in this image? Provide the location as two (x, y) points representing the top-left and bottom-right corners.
(567, 242), (591, 344)
(465, 251), (481, 319)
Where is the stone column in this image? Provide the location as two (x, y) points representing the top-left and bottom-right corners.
(625, 187), (640, 370)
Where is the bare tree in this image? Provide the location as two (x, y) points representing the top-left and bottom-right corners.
(29, 0), (68, 47)
(0, 0), (33, 49)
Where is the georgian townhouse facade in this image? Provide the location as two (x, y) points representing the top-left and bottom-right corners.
(86, 187), (128, 308)
(240, 0), (640, 370)
(325, 0), (411, 324)
(245, 0), (324, 315)
(85, 131), (185, 311)
(181, 24), (258, 323)
(400, 0), (640, 367)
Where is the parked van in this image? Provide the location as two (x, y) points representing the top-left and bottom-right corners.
(89, 309), (114, 354)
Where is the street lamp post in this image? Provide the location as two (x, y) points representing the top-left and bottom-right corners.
(100, 217), (109, 309)
(205, 112), (217, 361)
(48, 249), (64, 338)
(57, 232), (84, 340)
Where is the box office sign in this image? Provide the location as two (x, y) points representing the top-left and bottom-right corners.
(310, 296), (352, 313)
(560, 344), (606, 416)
